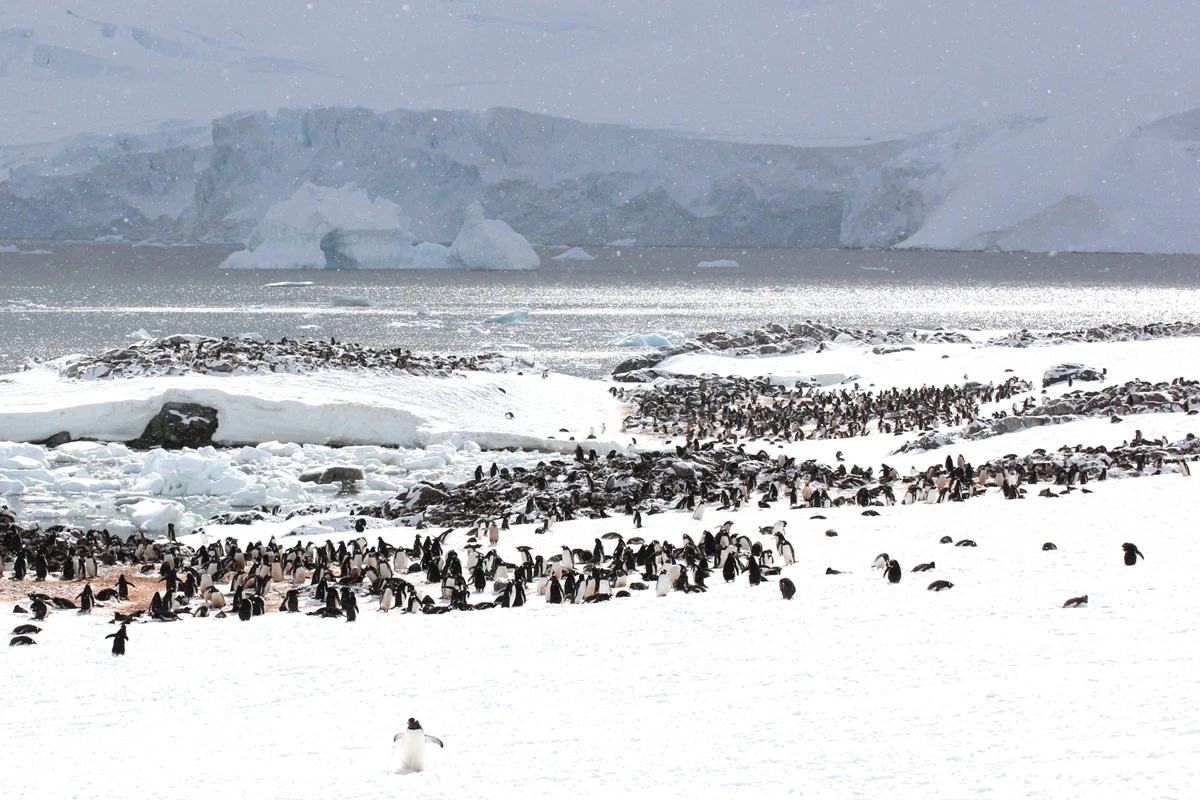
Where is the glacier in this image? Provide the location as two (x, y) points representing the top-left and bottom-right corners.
(0, 105), (1195, 254)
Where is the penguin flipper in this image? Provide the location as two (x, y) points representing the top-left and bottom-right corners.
(393, 733), (404, 741)
(425, 735), (444, 748)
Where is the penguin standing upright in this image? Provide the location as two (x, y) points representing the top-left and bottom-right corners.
(885, 560), (902, 584)
(106, 623), (129, 656)
(779, 577), (796, 600)
(77, 584), (95, 613)
(1122, 542), (1144, 566)
(341, 587), (359, 622)
(393, 718), (444, 772)
(656, 570), (671, 597)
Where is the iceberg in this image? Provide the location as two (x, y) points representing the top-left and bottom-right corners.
(696, 259), (740, 269)
(552, 247), (596, 261)
(218, 183), (424, 270)
(448, 203), (540, 271)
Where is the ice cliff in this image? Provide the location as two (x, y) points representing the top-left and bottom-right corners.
(1, 105), (1198, 253)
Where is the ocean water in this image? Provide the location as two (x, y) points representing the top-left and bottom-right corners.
(2, 242), (1200, 377)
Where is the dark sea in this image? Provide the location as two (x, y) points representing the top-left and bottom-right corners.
(2, 242), (1199, 377)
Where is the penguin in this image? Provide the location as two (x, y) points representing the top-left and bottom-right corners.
(281, 589), (300, 613)
(911, 562), (935, 572)
(106, 623), (129, 656)
(927, 580), (954, 591)
(393, 718), (444, 773)
(872, 553), (890, 570)
(31, 597), (49, 621)
(379, 586), (394, 612)
(1063, 594), (1088, 608)
(1042, 542), (1058, 551)
(9, 635), (36, 646)
(656, 570), (671, 597)
(117, 574), (132, 601)
(885, 560), (902, 584)
(77, 584), (95, 614)
(779, 577), (796, 600)
(1122, 542), (1144, 566)
(547, 575), (564, 604)
(341, 587), (359, 621)
(955, 539), (977, 547)
(12, 624), (40, 635)
(825, 567), (843, 575)
(939, 536), (953, 544)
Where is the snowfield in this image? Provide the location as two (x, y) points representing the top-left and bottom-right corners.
(2, 332), (1199, 799)
(3, 474), (1197, 799)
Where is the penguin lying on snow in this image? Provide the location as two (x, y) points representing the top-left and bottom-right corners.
(1063, 594), (1088, 608)
(927, 580), (954, 591)
(394, 718), (444, 772)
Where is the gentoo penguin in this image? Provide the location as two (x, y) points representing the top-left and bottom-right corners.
(393, 718), (444, 773)
(1122, 543), (1144, 566)
(872, 553), (890, 570)
(927, 580), (954, 591)
(106, 623), (129, 656)
(656, 570), (671, 597)
(1062, 594), (1088, 608)
(12, 624), (40, 635)
(1042, 542), (1058, 551)
(939, 536), (953, 544)
(779, 577), (796, 600)
(955, 539), (977, 547)
(9, 635), (36, 646)
(911, 562), (935, 572)
(885, 560), (902, 584)
(825, 567), (843, 575)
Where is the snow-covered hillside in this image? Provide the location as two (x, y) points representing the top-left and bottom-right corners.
(0, 1), (1197, 252)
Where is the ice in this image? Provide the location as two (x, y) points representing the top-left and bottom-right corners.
(695, 259), (740, 269)
(263, 281), (314, 287)
(448, 203), (540, 271)
(551, 247), (596, 261)
(482, 309), (530, 324)
(611, 331), (689, 348)
(328, 294), (375, 307)
(125, 498), (182, 530)
(217, 184), (422, 270)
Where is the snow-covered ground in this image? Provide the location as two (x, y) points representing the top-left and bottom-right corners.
(2, 332), (1199, 798)
(1, 2), (1197, 251)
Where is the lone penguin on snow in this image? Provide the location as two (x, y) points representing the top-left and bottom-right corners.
(106, 623), (129, 656)
(394, 717), (444, 772)
(1122, 543), (1144, 566)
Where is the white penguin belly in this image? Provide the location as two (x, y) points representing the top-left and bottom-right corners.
(402, 732), (426, 772)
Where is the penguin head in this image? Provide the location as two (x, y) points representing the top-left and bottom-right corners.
(408, 718), (421, 730)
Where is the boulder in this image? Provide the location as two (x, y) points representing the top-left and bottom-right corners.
(128, 403), (219, 449)
(1043, 363), (1104, 388)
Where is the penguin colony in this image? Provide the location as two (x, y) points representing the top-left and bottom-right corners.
(55, 334), (514, 381)
(1, 486), (1149, 652)
(612, 321), (1199, 380)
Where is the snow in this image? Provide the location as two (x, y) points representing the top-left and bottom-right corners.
(2, 332), (1200, 797)
(448, 203), (540, 271)
(0, 363), (627, 454)
(611, 331), (690, 349)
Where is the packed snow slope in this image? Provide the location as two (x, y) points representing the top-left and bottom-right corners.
(0, 1), (1197, 252)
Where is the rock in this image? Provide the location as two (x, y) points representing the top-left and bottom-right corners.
(406, 483), (450, 509)
(1042, 363), (1104, 388)
(299, 466), (366, 485)
(128, 403), (219, 449)
(35, 431), (73, 448)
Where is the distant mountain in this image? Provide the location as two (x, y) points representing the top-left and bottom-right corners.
(0, 1), (1196, 252)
